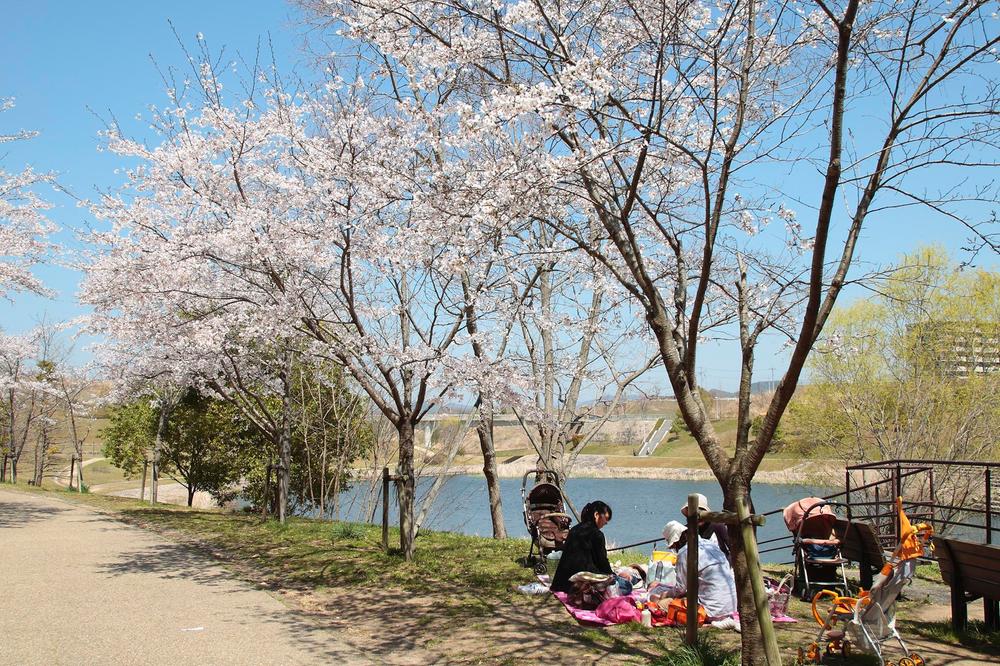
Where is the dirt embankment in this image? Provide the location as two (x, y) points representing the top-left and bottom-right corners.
(424, 455), (841, 486)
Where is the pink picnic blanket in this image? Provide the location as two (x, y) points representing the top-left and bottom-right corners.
(539, 575), (796, 627)
(538, 576), (618, 626)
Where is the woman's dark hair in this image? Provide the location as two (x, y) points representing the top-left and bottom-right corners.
(581, 500), (612, 525)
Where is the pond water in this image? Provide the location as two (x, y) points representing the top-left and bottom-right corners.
(333, 475), (834, 563)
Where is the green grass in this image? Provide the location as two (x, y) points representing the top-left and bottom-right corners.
(330, 520), (367, 540)
(580, 419), (800, 470)
(902, 619), (1000, 653)
(913, 563), (944, 585)
(650, 636), (739, 666)
(79, 459), (130, 487)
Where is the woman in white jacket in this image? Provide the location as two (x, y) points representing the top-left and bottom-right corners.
(662, 520), (738, 619)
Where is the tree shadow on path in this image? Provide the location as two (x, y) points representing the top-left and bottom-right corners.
(97, 541), (253, 588)
(0, 499), (68, 529)
(96, 540), (377, 664)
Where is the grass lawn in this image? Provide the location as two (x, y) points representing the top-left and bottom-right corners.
(79, 459), (131, 487)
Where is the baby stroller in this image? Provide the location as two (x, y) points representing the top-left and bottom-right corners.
(521, 470), (572, 574)
(800, 497), (933, 665)
(784, 497), (849, 600)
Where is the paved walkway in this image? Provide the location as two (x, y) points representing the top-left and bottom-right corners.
(0, 488), (371, 665)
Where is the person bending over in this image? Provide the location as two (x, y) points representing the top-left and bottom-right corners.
(550, 501), (613, 593)
(681, 493), (732, 563)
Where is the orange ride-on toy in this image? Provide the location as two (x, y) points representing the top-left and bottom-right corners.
(799, 497), (932, 666)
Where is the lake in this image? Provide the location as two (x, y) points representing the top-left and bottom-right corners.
(334, 475), (834, 564)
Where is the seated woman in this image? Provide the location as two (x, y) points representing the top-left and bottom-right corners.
(550, 500), (613, 593)
(663, 519), (738, 619)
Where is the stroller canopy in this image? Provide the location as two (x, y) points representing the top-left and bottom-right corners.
(784, 497), (837, 534)
(527, 482), (562, 508)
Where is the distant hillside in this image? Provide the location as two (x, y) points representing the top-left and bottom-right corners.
(709, 381), (779, 398)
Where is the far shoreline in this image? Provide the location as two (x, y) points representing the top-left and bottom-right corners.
(418, 455), (840, 487)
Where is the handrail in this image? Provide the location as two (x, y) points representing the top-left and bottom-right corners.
(847, 459), (1000, 470)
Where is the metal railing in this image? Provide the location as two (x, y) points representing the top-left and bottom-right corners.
(845, 459), (1000, 548)
(755, 459), (1000, 565)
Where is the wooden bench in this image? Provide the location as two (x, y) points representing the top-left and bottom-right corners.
(932, 536), (1000, 632)
(833, 518), (885, 589)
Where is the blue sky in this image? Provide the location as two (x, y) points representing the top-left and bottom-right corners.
(0, 0), (307, 351)
(1, 1), (994, 391)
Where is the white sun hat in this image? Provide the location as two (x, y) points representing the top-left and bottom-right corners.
(662, 520), (686, 548)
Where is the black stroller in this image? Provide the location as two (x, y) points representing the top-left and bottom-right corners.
(521, 470), (572, 574)
(784, 497), (850, 600)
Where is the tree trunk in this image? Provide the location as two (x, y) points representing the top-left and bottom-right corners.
(397, 418), (416, 560)
(65, 382), (84, 492)
(32, 435), (44, 486)
(277, 394), (292, 524)
(276, 348), (294, 523)
(187, 485), (196, 507)
(152, 404), (169, 504)
(475, 403), (506, 538)
(724, 478), (767, 666)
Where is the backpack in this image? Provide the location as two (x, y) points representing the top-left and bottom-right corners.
(665, 598), (708, 626)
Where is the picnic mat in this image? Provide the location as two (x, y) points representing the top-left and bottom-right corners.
(538, 575), (616, 626)
(539, 575), (796, 626)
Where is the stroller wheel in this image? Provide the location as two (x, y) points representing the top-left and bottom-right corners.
(910, 653), (924, 666)
(533, 561), (548, 574)
(840, 641), (850, 657)
(899, 659), (916, 666)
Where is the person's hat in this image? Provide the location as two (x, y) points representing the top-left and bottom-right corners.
(680, 493), (711, 517)
(662, 520), (686, 548)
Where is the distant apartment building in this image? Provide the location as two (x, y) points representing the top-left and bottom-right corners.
(911, 321), (1000, 377)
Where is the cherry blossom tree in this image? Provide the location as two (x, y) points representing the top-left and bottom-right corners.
(79, 44), (502, 550)
(301, 0), (1000, 659)
(0, 332), (40, 482)
(502, 227), (656, 478)
(0, 327), (61, 484)
(1, 98), (53, 300)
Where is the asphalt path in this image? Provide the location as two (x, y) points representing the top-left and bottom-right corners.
(0, 488), (371, 665)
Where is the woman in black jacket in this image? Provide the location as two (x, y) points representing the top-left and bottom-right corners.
(550, 501), (613, 592)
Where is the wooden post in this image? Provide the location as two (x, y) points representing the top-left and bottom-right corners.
(262, 463), (272, 520)
(382, 466), (390, 552)
(270, 463), (283, 518)
(939, 539), (968, 632)
(139, 459), (148, 502)
(986, 598), (1000, 632)
(737, 495), (781, 666)
(893, 464), (902, 545)
(858, 527), (874, 591)
(686, 494), (699, 646)
(69, 456), (77, 491)
(985, 468), (992, 545)
(151, 454), (159, 505)
(77, 457), (84, 493)
(844, 470), (852, 521)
